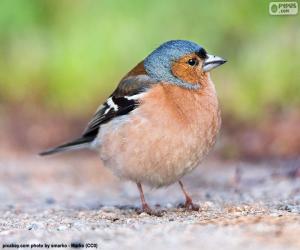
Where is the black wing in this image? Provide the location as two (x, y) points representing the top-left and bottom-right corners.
(39, 75), (157, 156)
(81, 95), (139, 139)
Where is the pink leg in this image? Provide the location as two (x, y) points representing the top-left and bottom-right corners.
(136, 183), (163, 216)
(136, 182), (152, 213)
(178, 180), (200, 211)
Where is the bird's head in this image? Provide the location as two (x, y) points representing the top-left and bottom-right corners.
(144, 40), (226, 89)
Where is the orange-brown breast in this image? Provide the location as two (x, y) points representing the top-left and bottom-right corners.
(97, 74), (221, 187)
(141, 73), (220, 127)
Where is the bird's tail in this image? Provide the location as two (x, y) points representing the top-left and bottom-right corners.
(39, 136), (93, 156)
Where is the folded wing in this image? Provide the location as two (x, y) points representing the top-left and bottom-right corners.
(39, 74), (157, 156)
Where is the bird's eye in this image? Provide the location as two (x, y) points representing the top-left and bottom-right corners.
(187, 58), (197, 66)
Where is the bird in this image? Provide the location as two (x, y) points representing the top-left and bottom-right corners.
(40, 40), (226, 215)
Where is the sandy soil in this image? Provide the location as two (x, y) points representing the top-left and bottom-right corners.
(0, 152), (300, 250)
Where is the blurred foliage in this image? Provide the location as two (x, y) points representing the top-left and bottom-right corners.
(0, 0), (299, 120)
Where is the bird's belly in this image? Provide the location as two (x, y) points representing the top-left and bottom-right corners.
(94, 107), (220, 188)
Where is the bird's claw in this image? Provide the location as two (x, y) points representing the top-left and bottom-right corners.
(178, 199), (200, 211)
(136, 204), (164, 217)
(184, 201), (200, 211)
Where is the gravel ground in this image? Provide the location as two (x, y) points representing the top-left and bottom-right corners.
(0, 152), (300, 250)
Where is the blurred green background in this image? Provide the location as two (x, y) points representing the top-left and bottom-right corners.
(1, 0), (299, 120)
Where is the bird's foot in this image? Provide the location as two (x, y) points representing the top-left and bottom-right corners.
(136, 203), (163, 217)
(179, 198), (200, 211)
(178, 180), (200, 211)
(184, 200), (200, 211)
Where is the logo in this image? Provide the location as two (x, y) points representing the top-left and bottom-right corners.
(269, 1), (298, 15)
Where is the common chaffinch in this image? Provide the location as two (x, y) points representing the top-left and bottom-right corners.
(40, 40), (226, 215)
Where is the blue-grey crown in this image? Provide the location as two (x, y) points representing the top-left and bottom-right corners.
(144, 40), (203, 87)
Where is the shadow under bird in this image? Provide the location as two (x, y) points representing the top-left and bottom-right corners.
(40, 40), (226, 215)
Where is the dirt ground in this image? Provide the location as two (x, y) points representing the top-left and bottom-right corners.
(0, 151), (300, 250)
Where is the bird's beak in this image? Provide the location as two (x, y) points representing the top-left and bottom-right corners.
(202, 54), (227, 72)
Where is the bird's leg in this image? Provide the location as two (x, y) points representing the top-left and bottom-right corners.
(136, 182), (153, 214)
(178, 180), (199, 211)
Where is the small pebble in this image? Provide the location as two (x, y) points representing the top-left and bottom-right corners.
(28, 223), (39, 230)
(139, 212), (149, 217)
(166, 203), (173, 208)
(57, 225), (67, 231)
(45, 197), (56, 204)
(101, 206), (116, 212)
